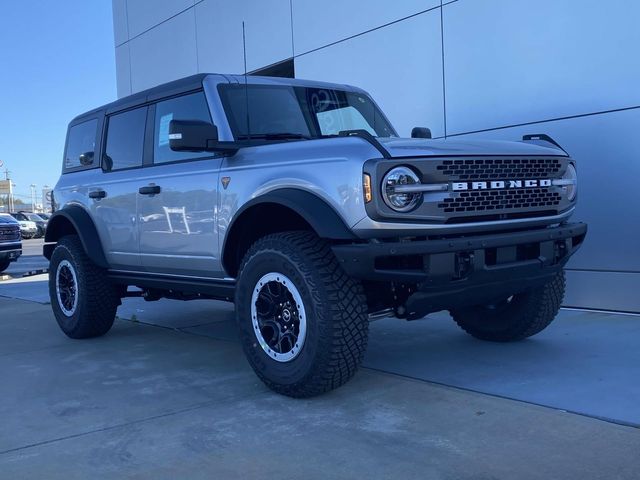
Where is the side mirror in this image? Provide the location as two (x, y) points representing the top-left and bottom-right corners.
(79, 151), (94, 166)
(411, 127), (432, 139)
(169, 120), (221, 152)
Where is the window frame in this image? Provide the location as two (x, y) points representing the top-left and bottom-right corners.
(101, 105), (150, 173)
(62, 116), (104, 174)
(149, 91), (219, 167)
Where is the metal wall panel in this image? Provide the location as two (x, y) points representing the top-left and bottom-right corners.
(443, 0), (640, 134)
(129, 9), (198, 92)
(565, 271), (640, 313)
(126, 0), (194, 39)
(195, 0), (245, 74)
(291, 0), (439, 55)
(115, 44), (132, 98)
(244, 0), (293, 71)
(295, 9), (445, 138)
(112, 0), (129, 46)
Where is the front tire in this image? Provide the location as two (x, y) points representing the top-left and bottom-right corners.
(236, 231), (369, 398)
(49, 235), (119, 339)
(450, 271), (565, 342)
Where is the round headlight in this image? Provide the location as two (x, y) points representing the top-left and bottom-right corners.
(562, 163), (577, 201)
(382, 166), (422, 212)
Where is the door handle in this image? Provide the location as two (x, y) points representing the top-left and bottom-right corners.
(89, 189), (106, 199)
(139, 185), (161, 195)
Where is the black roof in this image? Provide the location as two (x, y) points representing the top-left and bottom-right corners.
(70, 73), (212, 125)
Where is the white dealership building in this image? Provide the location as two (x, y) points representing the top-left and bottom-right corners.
(112, 0), (640, 312)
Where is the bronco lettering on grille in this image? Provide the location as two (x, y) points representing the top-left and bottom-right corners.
(451, 179), (552, 191)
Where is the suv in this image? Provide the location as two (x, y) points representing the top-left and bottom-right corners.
(11, 212), (46, 238)
(0, 214), (22, 273)
(44, 74), (586, 397)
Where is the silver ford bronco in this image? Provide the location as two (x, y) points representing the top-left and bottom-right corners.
(45, 74), (587, 397)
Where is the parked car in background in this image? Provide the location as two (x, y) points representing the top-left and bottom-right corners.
(8, 214), (38, 239)
(0, 214), (22, 273)
(37, 213), (51, 221)
(11, 212), (46, 238)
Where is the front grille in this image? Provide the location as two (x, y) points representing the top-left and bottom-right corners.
(438, 188), (562, 213)
(0, 226), (21, 242)
(436, 158), (562, 181)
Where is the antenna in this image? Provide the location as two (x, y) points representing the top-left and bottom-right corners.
(242, 21), (251, 142)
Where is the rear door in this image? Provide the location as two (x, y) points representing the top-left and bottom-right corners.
(89, 106), (148, 270)
(137, 91), (224, 277)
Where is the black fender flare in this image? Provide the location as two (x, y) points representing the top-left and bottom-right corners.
(222, 189), (357, 271)
(43, 205), (109, 268)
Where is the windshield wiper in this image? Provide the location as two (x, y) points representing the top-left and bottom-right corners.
(236, 133), (311, 140)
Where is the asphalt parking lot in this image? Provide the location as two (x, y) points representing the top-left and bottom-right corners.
(1, 240), (639, 478)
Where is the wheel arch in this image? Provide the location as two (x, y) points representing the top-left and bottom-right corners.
(222, 189), (356, 277)
(44, 205), (109, 268)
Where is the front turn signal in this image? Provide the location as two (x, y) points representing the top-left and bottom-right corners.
(363, 173), (372, 203)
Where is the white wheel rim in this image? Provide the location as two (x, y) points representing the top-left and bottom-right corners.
(250, 272), (307, 363)
(56, 259), (79, 317)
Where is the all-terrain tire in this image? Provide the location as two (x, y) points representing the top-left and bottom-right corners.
(49, 235), (119, 339)
(235, 231), (369, 398)
(450, 271), (565, 342)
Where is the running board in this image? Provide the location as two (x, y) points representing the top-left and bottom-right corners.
(108, 271), (236, 302)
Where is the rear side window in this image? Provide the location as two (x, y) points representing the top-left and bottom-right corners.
(104, 107), (147, 171)
(65, 119), (98, 170)
(153, 92), (212, 164)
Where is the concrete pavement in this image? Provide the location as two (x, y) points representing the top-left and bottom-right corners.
(1, 297), (639, 479)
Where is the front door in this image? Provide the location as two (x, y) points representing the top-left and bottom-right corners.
(138, 92), (224, 278)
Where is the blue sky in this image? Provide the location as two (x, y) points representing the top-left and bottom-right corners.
(0, 1), (116, 202)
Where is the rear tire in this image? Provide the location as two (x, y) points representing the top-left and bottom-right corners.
(49, 235), (119, 339)
(450, 271), (565, 342)
(235, 231), (369, 398)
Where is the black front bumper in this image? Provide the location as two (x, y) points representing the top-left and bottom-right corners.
(0, 243), (22, 263)
(332, 222), (587, 318)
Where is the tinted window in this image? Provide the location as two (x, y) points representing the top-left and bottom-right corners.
(104, 107), (147, 171)
(65, 119), (98, 169)
(154, 92), (212, 164)
(220, 85), (310, 138)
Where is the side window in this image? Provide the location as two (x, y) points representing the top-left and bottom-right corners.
(64, 119), (98, 170)
(104, 107), (147, 171)
(154, 92), (212, 164)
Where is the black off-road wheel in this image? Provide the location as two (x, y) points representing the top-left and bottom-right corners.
(235, 231), (369, 398)
(49, 235), (120, 339)
(450, 271), (565, 342)
(0, 258), (11, 273)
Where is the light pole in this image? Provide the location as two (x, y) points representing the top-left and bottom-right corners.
(30, 184), (37, 212)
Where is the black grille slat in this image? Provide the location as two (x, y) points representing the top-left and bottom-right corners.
(437, 157), (561, 180)
(0, 226), (21, 242)
(438, 188), (561, 213)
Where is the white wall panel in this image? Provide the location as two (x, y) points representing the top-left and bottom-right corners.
(292, 0), (439, 55)
(457, 107), (640, 273)
(296, 10), (444, 138)
(196, 0), (292, 74)
(565, 271), (640, 312)
(195, 0), (245, 74)
(244, 0), (293, 71)
(443, 0), (640, 134)
(129, 9), (198, 92)
(115, 43), (132, 97)
(112, 0), (129, 46)
(126, 0), (194, 39)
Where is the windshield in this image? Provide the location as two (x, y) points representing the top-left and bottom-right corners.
(24, 213), (44, 222)
(218, 84), (396, 140)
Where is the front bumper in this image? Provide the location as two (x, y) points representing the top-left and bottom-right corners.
(0, 242), (22, 263)
(332, 222), (587, 318)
